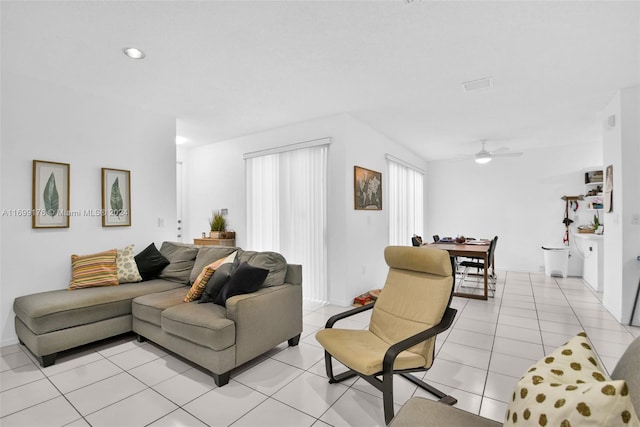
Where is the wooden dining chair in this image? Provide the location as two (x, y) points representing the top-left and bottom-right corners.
(458, 236), (498, 294)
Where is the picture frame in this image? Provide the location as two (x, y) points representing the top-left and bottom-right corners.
(102, 168), (131, 227)
(32, 160), (70, 229)
(354, 165), (382, 210)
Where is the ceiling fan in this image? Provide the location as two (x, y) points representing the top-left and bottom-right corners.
(457, 140), (523, 164)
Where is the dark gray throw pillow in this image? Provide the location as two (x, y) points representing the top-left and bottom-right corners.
(214, 262), (269, 307)
(134, 243), (170, 281)
(199, 261), (236, 303)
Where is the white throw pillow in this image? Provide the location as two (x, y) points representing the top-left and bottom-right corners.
(505, 332), (639, 426)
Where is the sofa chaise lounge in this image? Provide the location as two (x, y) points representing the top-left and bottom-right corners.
(13, 242), (303, 386)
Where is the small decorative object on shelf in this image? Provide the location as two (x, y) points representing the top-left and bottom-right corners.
(583, 167), (604, 212)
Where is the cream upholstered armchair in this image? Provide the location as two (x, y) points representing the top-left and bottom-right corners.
(315, 246), (458, 425)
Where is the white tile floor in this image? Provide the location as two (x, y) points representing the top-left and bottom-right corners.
(1, 272), (639, 426)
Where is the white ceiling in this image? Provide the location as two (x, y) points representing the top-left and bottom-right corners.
(2, 1), (638, 160)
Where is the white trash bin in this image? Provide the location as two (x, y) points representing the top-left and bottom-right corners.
(541, 246), (570, 278)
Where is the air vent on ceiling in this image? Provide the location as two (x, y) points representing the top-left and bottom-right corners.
(462, 77), (492, 92)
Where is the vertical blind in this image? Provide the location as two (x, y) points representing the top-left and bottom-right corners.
(246, 143), (328, 302)
(387, 156), (424, 246)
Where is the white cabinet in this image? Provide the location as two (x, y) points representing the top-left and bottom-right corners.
(574, 234), (604, 292)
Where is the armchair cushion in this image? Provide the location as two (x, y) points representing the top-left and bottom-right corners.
(369, 246), (453, 368)
(315, 328), (426, 375)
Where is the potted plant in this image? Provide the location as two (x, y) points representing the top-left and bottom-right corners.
(208, 210), (227, 238)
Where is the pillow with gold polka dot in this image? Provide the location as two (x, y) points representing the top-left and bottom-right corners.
(504, 332), (639, 426)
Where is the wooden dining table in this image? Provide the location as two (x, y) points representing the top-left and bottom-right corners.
(427, 241), (492, 300)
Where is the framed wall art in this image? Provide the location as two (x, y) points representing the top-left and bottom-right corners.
(102, 168), (131, 227)
(32, 160), (70, 228)
(354, 165), (382, 210)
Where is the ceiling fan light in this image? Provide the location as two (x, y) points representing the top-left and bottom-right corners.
(475, 156), (492, 164)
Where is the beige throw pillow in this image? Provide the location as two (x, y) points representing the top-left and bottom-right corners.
(117, 244), (143, 283)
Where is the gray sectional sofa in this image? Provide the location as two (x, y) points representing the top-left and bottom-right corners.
(13, 242), (302, 386)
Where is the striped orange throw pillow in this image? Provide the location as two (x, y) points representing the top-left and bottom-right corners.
(69, 249), (119, 290)
(184, 256), (227, 302)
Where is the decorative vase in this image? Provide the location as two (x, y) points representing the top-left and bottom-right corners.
(209, 231), (223, 239)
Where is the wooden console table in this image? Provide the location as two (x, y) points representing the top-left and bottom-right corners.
(193, 238), (236, 247)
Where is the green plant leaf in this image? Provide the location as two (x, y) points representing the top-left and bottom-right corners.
(110, 177), (123, 218)
(43, 172), (59, 217)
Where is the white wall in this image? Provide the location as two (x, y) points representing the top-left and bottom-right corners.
(426, 143), (602, 273)
(0, 73), (177, 346)
(602, 86), (640, 324)
(183, 114), (427, 306)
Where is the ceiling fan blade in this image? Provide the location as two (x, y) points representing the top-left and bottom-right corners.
(493, 152), (523, 157)
(450, 154), (475, 162)
(491, 147), (509, 154)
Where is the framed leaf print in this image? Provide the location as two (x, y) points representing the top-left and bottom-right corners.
(102, 168), (131, 227)
(32, 160), (70, 228)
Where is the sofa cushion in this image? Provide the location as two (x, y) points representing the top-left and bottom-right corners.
(214, 262), (269, 307)
(134, 243), (170, 280)
(158, 242), (199, 284)
(236, 251), (287, 287)
(184, 257), (227, 302)
(69, 249), (119, 290)
(505, 332), (639, 426)
(161, 302), (235, 351)
(117, 244), (143, 284)
(14, 279), (184, 335)
(200, 252), (238, 303)
(189, 246), (238, 284)
(132, 288), (187, 327)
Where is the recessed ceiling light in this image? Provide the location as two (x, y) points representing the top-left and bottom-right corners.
(123, 47), (145, 59)
(175, 136), (188, 145)
(462, 77), (492, 92)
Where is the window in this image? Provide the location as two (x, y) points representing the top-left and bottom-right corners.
(245, 141), (329, 302)
(387, 155), (424, 246)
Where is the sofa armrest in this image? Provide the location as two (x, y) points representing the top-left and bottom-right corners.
(390, 397), (502, 427)
(284, 264), (302, 286)
(225, 284), (302, 365)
